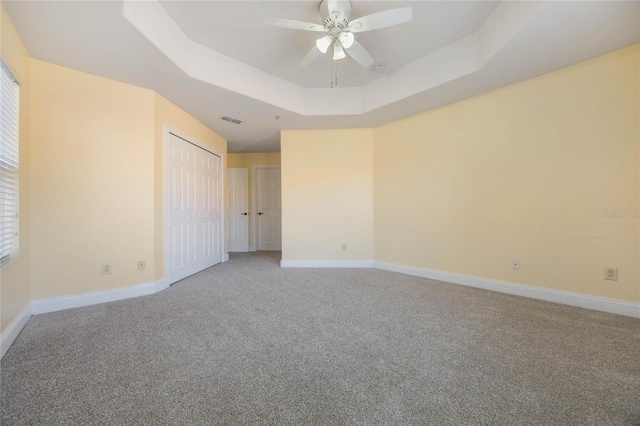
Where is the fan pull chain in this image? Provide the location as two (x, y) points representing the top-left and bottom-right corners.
(330, 60), (339, 89)
(330, 58), (334, 88)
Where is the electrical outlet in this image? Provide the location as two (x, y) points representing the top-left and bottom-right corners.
(512, 259), (520, 270)
(604, 267), (618, 281)
(342, 243), (347, 251)
(137, 260), (146, 271)
(102, 263), (112, 275)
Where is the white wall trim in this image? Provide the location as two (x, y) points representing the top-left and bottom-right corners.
(281, 260), (375, 268)
(31, 279), (165, 315)
(154, 278), (169, 293)
(223, 253), (229, 262)
(1, 279), (170, 358)
(374, 261), (640, 319)
(2, 259), (637, 360)
(123, 0), (537, 117)
(1, 304), (32, 359)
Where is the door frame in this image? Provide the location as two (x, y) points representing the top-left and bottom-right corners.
(164, 125), (225, 286)
(251, 165), (281, 252)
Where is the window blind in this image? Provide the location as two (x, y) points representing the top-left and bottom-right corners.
(0, 59), (20, 264)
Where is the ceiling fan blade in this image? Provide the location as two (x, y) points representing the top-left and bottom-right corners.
(264, 17), (327, 32)
(298, 46), (323, 68)
(345, 40), (374, 67)
(348, 7), (413, 33)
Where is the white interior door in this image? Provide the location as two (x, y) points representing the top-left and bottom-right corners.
(257, 168), (282, 251)
(167, 133), (222, 284)
(227, 168), (249, 252)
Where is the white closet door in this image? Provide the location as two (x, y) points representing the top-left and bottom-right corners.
(167, 133), (222, 284)
(199, 148), (223, 269)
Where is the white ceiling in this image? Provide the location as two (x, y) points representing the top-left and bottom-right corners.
(160, 1), (499, 88)
(4, 1), (639, 153)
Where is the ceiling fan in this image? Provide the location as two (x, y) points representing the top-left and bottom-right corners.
(264, 0), (412, 68)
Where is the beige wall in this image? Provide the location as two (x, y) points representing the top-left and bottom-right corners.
(29, 59), (157, 299)
(281, 129), (374, 261)
(0, 5), (31, 332)
(228, 153), (280, 168)
(279, 46), (638, 304)
(374, 45), (639, 302)
(27, 63), (229, 300)
(0, 7), (229, 313)
(153, 94), (227, 278)
(228, 152), (280, 247)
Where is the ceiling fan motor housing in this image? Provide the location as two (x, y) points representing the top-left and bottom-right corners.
(319, 0), (352, 30)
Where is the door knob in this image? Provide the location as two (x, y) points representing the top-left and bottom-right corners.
(241, 212), (248, 215)
(258, 212), (264, 215)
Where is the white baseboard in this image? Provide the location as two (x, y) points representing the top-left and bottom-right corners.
(3, 260), (636, 362)
(281, 259), (375, 268)
(31, 279), (164, 315)
(1, 304), (32, 359)
(154, 278), (169, 293)
(374, 261), (640, 319)
(2, 279), (168, 358)
(223, 253), (229, 262)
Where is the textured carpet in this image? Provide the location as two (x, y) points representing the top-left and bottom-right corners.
(1, 251), (639, 425)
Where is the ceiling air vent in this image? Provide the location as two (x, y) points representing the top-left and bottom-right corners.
(221, 115), (243, 125)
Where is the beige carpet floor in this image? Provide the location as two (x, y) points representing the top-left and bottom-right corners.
(2, 251), (639, 425)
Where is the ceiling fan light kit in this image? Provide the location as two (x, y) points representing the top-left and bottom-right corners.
(333, 43), (346, 60)
(265, 0), (413, 69)
(338, 31), (354, 49)
(316, 35), (333, 54)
